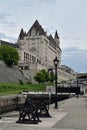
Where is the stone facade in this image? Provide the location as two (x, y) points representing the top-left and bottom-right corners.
(15, 20), (75, 82)
(16, 20), (61, 70)
(58, 65), (75, 82)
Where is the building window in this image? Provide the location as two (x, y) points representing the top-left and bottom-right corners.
(31, 47), (36, 50)
(24, 52), (30, 61)
(30, 55), (31, 61)
(32, 43), (35, 45)
(24, 66), (29, 70)
(32, 56), (36, 62)
(39, 60), (41, 64)
(24, 52), (26, 58)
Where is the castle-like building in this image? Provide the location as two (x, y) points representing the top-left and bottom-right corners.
(17, 20), (61, 69)
(15, 20), (75, 82)
(0, 20), (75, 83)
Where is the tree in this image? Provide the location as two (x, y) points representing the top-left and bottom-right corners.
(41, 69), (50, 82)
(34, 71), (44, 83)
(0, 45), (19, 67)
(34, 69), (50, 83)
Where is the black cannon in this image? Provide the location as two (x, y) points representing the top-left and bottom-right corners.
(16, 97), (51, 124)
(16, 98), (41, 124)
(31, 98), (51, 117)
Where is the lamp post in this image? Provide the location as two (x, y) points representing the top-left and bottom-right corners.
(53, 56), (59, 109)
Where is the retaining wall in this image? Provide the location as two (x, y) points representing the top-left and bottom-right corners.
(0, 93), (71, 115)
(0, 95), (26, 114)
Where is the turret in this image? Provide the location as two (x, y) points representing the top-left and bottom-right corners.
(54, 30), (60, 47)
(17, 28), (27, 41)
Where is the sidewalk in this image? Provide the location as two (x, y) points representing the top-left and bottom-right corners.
(0, 95), (87, 130)
(53, 95), (87, 130)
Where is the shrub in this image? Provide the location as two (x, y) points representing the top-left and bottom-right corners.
(34, 69), (50, 83)
(19, 79), (24, 85)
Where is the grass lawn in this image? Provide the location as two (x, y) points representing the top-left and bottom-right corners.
(0, 83), (47, 96)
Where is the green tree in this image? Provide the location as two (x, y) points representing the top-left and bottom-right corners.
(41, 69), (50, 82)
(0, 45), (19, 67)
(34, 71), (44, 83)
(34, 69), (50, 83)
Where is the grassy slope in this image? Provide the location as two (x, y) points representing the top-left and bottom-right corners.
(0, 83), (47, 96)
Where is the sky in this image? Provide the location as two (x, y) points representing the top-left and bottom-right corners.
(0, 0), (87, 73)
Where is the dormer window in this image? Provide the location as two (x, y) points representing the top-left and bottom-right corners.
(31, 28), (36, 36)
(36, 29), (39, 35)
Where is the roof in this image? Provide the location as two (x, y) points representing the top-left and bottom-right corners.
(0, 40), (19, 48)
(18, 28), (27, 40)
(48, 34), (56, 48)
(18, 20), (61, 50)
(55, 30), (59, 39)
(27, 20), (46, 36)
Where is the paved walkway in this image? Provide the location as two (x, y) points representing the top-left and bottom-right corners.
(53, 95), (87, 130)
(0, 95), (87, 130)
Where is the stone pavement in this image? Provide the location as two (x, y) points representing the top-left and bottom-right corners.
(0, 95), (87, 130)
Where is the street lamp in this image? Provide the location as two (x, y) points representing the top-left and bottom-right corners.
(53, 56), (59, 109)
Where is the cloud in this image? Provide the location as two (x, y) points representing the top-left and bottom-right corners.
(61, 47), (87, 72)
(20, 0), (56, 7)
(0, 10), (9, 22)
(61, 38), (87, 50)
(0, 10), (17, 28)
(62, 37), (80, 40)
(0, 32), (6, 38)
(0, 32), (16, 42)
(0, 10), (9, 18)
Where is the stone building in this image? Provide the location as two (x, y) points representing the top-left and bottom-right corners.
(0, 20), (75, 83)
(15, 20), (75, 83)
(16, 20), (61, 70)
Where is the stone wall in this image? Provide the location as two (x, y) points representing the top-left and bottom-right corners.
(0, 95), (26, 114)
(0, 93), (71, 115)
(0, 61), (27, 84)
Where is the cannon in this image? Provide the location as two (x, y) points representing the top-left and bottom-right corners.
(16, 98), (41, 124)
(31, 98), (51, 117)
(16, 96), (51, 124)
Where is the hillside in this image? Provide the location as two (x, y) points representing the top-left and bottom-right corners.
(0, 61), (26, 84)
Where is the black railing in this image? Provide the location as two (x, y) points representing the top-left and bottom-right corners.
(56, 86), (80, 98)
